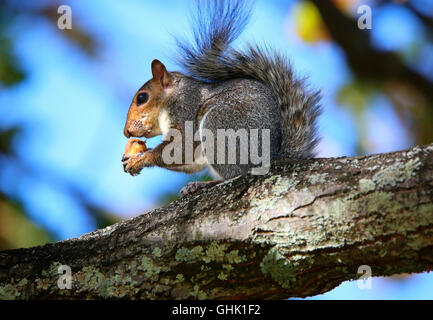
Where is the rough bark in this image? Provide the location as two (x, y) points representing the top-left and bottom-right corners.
(1, 144), (433, 300)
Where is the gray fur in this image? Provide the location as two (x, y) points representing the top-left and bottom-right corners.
(166, 0), (321, 179)
(199, 79), (282, 179)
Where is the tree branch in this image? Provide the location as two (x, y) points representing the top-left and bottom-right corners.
(1, 144), (433, 299)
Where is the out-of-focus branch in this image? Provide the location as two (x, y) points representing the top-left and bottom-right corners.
(309, 0), (433, 105)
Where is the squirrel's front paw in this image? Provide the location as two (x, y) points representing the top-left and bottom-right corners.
(122, 152), (147, 176)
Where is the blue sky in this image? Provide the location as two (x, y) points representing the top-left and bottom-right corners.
(0, 0), (429, 299)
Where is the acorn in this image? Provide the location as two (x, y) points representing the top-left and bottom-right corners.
(124, 139), (147, 156)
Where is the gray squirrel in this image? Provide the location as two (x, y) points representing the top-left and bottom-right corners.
(122, 0), (321, 196)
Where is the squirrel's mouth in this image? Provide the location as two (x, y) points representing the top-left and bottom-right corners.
(125, 127), (158, 139)
(142, 130), (160, 139)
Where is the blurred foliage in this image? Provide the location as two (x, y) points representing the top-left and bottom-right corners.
(0, 192), (53, 250)
(0, 126), (20, 155)
(0, 1), (25, 87)
(0, 0), (117, 250)
(0, 36), (25, 86)
(293, 1), (329, 43)
(294, 0), (433, 154)
(41, 5), (99, 57)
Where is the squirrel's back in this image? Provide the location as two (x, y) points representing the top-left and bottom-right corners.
(176, 0), (322, 160)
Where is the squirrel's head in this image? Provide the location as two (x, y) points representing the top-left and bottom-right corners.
(124, 59), (174, 139)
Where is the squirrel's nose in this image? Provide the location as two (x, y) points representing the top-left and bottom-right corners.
(124, 127), (131, 138)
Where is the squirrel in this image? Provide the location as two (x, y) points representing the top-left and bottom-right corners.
(122, 0), (321, 196)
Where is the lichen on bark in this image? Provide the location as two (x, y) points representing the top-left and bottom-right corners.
(0, 143), (433, 299)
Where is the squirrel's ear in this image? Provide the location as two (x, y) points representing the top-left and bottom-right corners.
(151, 59), (171, 89)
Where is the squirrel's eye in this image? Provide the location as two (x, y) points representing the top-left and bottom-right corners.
(136, 93), (149, 105)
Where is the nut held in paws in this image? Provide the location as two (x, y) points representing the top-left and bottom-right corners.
(124, 139), (147, 156)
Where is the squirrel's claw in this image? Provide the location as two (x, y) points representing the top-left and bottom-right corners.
(122, 153), (145, 176)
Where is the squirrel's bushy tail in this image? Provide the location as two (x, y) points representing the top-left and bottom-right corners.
(176, 0), (321, 159)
